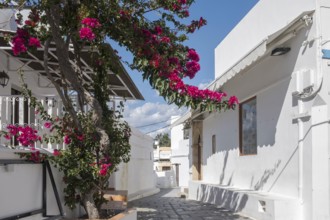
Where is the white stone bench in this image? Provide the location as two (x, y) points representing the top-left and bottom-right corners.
(188, 181), (300, 220)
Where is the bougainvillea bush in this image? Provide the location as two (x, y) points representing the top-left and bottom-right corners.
(0, 0), (238, 218)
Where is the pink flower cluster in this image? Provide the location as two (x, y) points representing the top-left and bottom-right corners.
(185, 61), (200, 79)
(44, 122), (52, 129)
(12, 28), (41, 56)
(99, 163), (112, 176)
(165, 0), (189, 17)
(81, 18), (101, 28)
(30, 150), (41, 162)
(228, 96), (239, 107)
(79, 27), (95, 41)
(6, 125), (41, 147)
(136, 16), (239, 109)
(187, 17), (207, 33)
(79, 17), (101, 41)
(12, 9), (41, 56)
(53, 149), (61, 156)
(64, 135), (71, 145)
(187, 49), (199, 62)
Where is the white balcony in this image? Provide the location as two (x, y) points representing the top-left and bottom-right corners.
(0, 95), (65, 150)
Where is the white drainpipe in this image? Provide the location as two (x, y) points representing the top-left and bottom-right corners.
(297, 5), (324, 203)
(297, 99), (304, 202)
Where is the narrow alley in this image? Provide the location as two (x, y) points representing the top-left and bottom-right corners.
(128, 188), (254, 220)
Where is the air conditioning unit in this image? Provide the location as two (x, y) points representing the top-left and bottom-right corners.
(292, 69), (315, 96)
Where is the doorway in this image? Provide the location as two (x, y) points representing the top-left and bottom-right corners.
(197, 135), (202, 180)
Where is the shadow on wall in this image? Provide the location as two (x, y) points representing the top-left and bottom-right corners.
(196, 184), (248, 212)
(219, 151), (229, 185)
(252, 159), (281, 190)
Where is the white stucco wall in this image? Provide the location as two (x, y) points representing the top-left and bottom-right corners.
(171, 116), (190, 188)
(215, 0), (315, 78)
(197, 1), (330, 219)
(171, 140), (189, 187)
(0, 150), (78, 219)
(204, 19), (317, 194)
(111, 127), (157, 199)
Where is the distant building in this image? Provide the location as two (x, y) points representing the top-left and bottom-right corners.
(154, 143), (172, 171)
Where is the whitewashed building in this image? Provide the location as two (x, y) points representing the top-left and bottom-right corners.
(0, 8), (156, 219)
(170, 115), (190, 190)
(184, 1), (330, 220)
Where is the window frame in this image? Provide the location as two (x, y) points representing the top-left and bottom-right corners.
(239, 96), (257, 156)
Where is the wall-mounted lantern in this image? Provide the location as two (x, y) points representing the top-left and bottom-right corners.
(183, 121), (191, 140)
(0, 70), (9, 87)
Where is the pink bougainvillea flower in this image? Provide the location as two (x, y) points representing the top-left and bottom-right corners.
(81, 18), (101, 28)
(16, 28), (29, 38)
(12, 37), (27, 56)
(28, 37), (41, 48)
(24, 20), (36, 27)
(160, 37), (170, 43)
(185, 61), (200, 79)
(30, 150), (40, 162)
(99, 168), (107, 176)
(79, 27), (95, 41)
(7, 125), (19, 136)
(99, 163), (112, 176)
(154, 26), (162, 35)
(64, 135), (71, 145)
(16, 126), (41, 146)
(187, 49), (200, 62)
(228, 96), (239, 107)
(44, 122), (52, 129)
(4, 134), (11, 140)
(77, 134), (84, 141)
(53, 149), (61, 157)
(198, 17), (207, 28)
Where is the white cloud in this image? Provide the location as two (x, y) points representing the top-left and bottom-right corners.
(198, 82), (210, 89)
(123, 102), (188, 138)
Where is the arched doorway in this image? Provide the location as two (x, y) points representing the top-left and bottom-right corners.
(191, 121), (203, 181)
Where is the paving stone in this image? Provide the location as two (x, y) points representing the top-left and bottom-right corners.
(128, 188), (255, 220)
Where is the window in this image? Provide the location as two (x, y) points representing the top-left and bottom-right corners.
(239, 97), (257, 155)
(212, 135), (216, 154)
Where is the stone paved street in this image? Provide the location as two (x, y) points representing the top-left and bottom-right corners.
(128, 188), (254, 220)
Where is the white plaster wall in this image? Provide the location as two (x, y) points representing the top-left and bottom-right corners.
(155, 170), (176, 188)
(202, 20), (317, 200)
(215, 0), (315, 78)
(170, 116), (190, 187)
(113, 127), (156, 197)
(171, 139), (189, 187)
(0, 150), (77, 219)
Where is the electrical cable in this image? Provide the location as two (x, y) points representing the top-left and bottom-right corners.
(145, 124), (171, 134)
(135, 119), (171, 128)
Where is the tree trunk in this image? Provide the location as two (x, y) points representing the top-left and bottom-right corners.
(83, 191), (100, 219)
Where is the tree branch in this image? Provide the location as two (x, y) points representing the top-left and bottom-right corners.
(43, 38), (82, 130)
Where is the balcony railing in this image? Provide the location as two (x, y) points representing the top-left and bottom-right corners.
(0, 95), (65, 150)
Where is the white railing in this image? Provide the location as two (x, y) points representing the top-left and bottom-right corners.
(0, 95), (65, 150)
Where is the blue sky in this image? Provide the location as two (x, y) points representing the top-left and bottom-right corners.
(122, 0), (259, 136)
